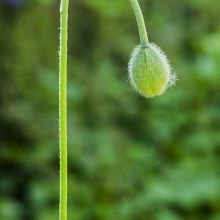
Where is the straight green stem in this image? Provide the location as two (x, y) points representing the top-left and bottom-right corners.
(129, 0), (149, 45)
(59, 0), (69, 220)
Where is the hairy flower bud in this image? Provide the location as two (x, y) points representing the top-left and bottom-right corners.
(128, 43), (176, 98)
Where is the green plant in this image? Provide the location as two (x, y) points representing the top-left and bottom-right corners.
(59, 0), (69, 220)
(129, 0), (176, 98)
(57, 0), (175, 219)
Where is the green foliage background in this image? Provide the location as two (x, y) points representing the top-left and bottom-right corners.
(0, 0), (220, 219)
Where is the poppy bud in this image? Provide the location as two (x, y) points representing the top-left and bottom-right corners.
(128, 43), (176, 98)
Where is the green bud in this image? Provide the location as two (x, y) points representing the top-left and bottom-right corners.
(128, 43), (176, 98)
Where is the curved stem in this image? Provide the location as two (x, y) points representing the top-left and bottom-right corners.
(129, 0), (149, 45)
(59, 0), (69, 220)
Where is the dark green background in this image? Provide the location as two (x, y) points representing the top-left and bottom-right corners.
(0, 0), (220, 219)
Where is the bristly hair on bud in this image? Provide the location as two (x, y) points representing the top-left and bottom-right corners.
(129, 0), (176, 98)
(128, 43), (176, 98)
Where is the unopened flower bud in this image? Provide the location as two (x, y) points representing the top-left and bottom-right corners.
(128, 43), (176, 98)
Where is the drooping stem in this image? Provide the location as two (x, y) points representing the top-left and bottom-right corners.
(59, 0), (69, 220)
(129, 0), (149, 45)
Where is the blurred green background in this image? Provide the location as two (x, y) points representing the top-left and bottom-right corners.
(1, 0), (220, 219)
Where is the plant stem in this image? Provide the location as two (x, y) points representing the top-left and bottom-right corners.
(129, 0), (149, 45)
(59, 0), (69, 220)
